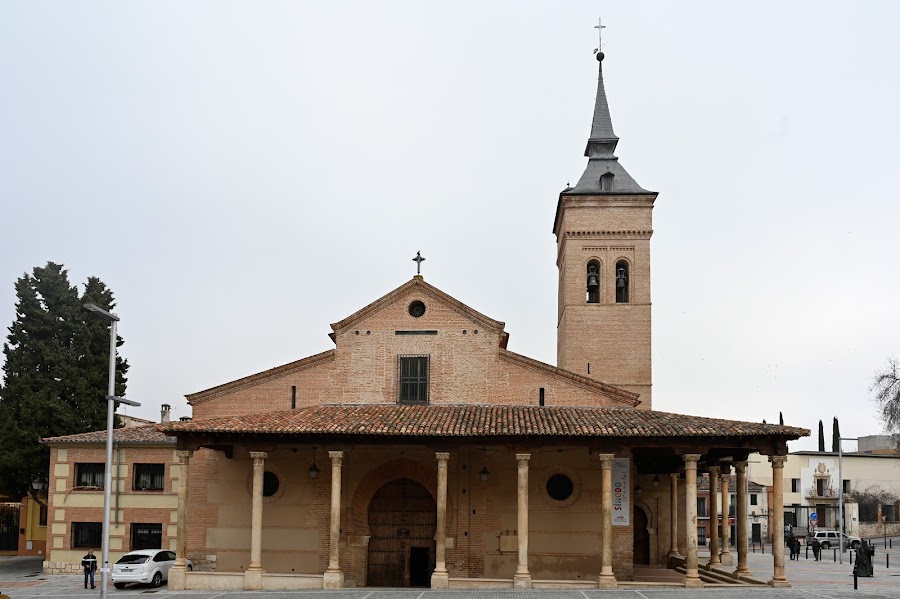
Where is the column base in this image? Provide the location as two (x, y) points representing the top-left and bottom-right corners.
(719, 552), (733, 565)
(430, 570), (449, 589)
(683, 577), (704, 588)
(513, 573), (532, 589)
(597, 574), (617, 589)
(707, 558), (721, 567)
(323, 570), (344, 589)
(243, 568), (264, 590)
(168, 566), (186, 590)
(733, 568), (751, 579)
(769, 578), (791, 588)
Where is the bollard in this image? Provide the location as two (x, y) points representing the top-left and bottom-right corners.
(854, 565), (858, 590)
(806, 546), (809, 560)
(850, 549), (853, 565)
(762, 543), (765, 555)
(833, 548), (837, 562)
(887, 553), (890, 569)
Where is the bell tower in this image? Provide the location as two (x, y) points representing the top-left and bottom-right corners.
(554, 46), (657, 409)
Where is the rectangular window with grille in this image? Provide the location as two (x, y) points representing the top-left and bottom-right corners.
(399, 355), (429, 404)
(134, 464), (165, 491)
(72, 522), (102, 548)
(791, 478), (801, 493)
(130, 523), (162, 551)
(75, 464), (105, 488)
(697, 526), (707, 546)
(697, 497), (707, 518)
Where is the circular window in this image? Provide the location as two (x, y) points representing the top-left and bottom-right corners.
(408, 301), (426, 317)
(546, 473), (574, 501)
(540, 466), (581, 507)
(263, 471), (280, 497)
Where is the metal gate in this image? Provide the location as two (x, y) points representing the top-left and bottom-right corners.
(0, 504), (21, 551)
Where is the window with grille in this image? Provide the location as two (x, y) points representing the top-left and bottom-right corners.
(72, 522), (102, 548)
(697, 497), (707, 518)
(399, 355), (429, 404)
(75, 463), (105, 488)
(38, 505), (47, 527)
(134, 464), (165, 491)
(697, 526), (707, 546)
(131, 523), (162, 551)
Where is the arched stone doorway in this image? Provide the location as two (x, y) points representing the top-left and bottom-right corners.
(633, 505), (650, 565)
(367, 478), (436, 587)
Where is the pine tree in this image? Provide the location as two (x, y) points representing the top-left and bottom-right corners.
(832, 417), (841, 452)
(0, 263), (128, 500)
(818, 420), (825, 452)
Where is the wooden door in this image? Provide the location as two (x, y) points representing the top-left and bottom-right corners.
(367, 478), (436, 587)
(633, 505), (650, 564)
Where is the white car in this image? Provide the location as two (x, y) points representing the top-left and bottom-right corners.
(111, 549), (192, 588)
(809, 530), (861, 549)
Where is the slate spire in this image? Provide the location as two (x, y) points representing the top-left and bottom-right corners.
(567, 51), (650, 194)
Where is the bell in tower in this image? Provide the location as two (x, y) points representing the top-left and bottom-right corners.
(586, 263), (600, 304)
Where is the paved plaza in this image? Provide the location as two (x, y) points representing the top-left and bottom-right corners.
(3, 541), (900, 599)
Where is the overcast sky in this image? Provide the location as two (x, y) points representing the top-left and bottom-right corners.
(2, 2), (898, 452)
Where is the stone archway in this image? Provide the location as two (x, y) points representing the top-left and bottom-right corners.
(366, 478), (436, 587)
(633, 505), (650, 564)
(633, 498), (659, 565)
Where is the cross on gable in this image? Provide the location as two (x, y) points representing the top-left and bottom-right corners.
(412, 251), (425, 275)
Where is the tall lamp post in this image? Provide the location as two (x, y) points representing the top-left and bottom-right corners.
(84, 303), (140, 599)
(837, 436), (858, 565)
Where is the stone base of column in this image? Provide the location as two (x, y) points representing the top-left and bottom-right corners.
(430, 570), (449, 589)
(243, 568), (264, 590)
(597, 574), (617, 589)
(733, 568), (751, 579)
(168, 567), (187, 590)
(707, 557), (721, 567)
(719, 552), (733, 565)
(513, 573), (532, 589)
(683, 576), (704, 588)
(323, 570), (344, 589)
(769, 578), (791, 588)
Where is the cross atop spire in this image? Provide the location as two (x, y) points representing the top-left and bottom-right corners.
(594, 17), (606, 56)
(412, 251), (426, 276)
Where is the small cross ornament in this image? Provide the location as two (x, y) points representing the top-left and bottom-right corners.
(412, 251), (425, 275)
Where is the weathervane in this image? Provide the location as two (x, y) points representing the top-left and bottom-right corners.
(412, 251), (425, 275)
(594, 17), (606, 55)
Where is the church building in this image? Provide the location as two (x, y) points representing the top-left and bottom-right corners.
(43, 44), (806, 590)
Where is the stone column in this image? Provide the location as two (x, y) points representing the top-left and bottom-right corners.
(708, 465), (720, 567)
(598, 454), (617, 588)
(682, 454), (702, 588)
(323, 451), (344, 589)
(768, 456), (789, 587)
(720, 472), (733, 565)
(514, 453), (532, 588)
(734, 460), (750, 578)
(669, 473), (680, 558)
(168, 450), (192, 591)
(431, 452), (450, 589)
(244, 451), (267, 590)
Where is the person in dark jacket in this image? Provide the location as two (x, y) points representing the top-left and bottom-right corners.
(811, 538), (821, 561)
(82, 549), (98, 589)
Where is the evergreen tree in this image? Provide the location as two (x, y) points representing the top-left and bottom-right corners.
(818, 420), (825, 452)
(832, 417), (841, 452)
(0, 263), (127, 500)
(779, 412), (784, 425)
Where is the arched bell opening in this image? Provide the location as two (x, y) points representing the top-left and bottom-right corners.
(615, 260), (630, 304)
(586, 260), (601, 304)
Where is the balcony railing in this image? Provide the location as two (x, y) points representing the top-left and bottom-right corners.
(807, 486), (837, 498)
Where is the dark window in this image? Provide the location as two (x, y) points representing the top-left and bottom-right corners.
(697, 497), (707, 518)
(75, 464), (105, 488)
(134, 464), (165, 491)
(72, 522), (102, 548)
(408, 301), (426, 317)
(791, 478), (801, 493)
(842, 479), (851, 494)
(130, 523), (162, 551)
(546, 474), (574, 501)
(263, 471), (280, 497)
(697, 526), (707, 546)
(600, 172), (615, 191)
(38, 505), (47, 527)
(399, 356), (429, 404)
(586, 261), (600, 304)
(615, 260), (629, 303)
(750, 494), (758, 506)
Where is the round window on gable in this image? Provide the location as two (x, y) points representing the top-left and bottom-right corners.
(408, 300), (426, 318)
(263, 471), (280, 497)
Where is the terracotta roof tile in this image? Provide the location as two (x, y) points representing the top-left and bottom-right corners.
(43, 424), (176, 446)
(159, 405), (808, 440)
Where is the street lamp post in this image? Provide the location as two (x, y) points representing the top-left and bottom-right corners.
(837, 436), (859, 565)
(84, 304), (140, 599)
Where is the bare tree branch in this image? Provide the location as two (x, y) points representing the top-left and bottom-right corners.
(872, 357), (900, 433)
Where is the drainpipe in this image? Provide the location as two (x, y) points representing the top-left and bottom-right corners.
(114, 443), (121, 525)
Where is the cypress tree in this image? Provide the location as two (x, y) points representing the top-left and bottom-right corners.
(832, 417), (841, 452)
(0, 263), (128, 500)
(818, 419), (825, 452)
(779, 412), (784, 425)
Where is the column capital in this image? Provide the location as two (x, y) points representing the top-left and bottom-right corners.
(733, 460), (747, 471)
(598, 453), (615, 468)
(669, 472), (680, 481)
(176, 449), (193, 461)
(249, 451), (267, 466)
(768, 455), (787, 469)
(682, 453), (701, 468)
(515, 452), (531, 462)
(435, 451), (450, 463)
(720, 472), (730, 485)
(329, 450), (344, 464)
(708, 465), (720, 475)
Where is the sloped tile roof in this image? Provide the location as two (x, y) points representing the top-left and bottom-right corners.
(43, 424), (176, 446)
(158, 405), (808, 440)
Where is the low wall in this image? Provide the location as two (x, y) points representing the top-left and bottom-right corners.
(181, 571), (324, 591)
(859, 521), (900, 538)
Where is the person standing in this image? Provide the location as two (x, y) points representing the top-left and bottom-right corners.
(82, 549), (98, 589)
